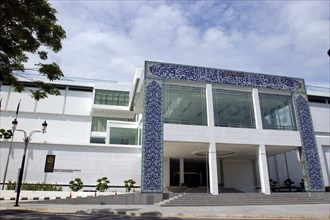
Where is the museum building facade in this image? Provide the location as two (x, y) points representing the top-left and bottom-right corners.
(0, 61), (329, 194)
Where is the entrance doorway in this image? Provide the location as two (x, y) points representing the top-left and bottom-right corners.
(170, 158), (207, 188)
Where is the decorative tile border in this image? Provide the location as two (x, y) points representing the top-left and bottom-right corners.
(141, 61), (324, 193)
(147, 62), (304, 93)
(141, 79), (163, 192)
(295, 94), (324, 191)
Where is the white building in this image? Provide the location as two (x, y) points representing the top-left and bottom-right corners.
(0, 61), (329, 194)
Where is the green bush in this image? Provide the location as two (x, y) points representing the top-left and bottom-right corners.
(96, 177), (110, 192)
(124, 179), (136, 192)
(0, 129), (13, 139)
(69, 178), (83, 191)
(5, 181), (62, 191)
(6, 181), (16, 190)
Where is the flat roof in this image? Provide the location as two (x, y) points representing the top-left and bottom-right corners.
(306, 85), (330, 98)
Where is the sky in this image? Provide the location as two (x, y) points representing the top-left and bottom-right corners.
(30, 0), (330, 87)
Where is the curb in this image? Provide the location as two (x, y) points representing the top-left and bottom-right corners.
(0, 195), (97, 201)
(0, 197), (67, 201)
(1, 206), (329, 220)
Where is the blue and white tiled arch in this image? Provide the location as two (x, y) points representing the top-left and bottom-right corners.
(294, 94), (324, 191)
(141, 79), (163, 192)
(141, 61), (324, 193)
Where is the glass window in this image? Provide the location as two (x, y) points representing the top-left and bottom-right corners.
(94, 89), (129, 106)
(90, 137), (105, 144)
(213, 89), (255, 128)
(91, 117), (133, 132)
(164, 84), (207, 126)
(109, 127), (139, 145)
(259, 93), (297, 130)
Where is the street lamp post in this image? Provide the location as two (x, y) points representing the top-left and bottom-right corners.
(12, 119), (48, 207)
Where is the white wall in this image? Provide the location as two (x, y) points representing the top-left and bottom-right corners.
(310, 102), (330, 187)
(223, 160), (255, 192)
(0, 84), (93, 144)
(0, 142), (141, 187)
(1, 85), (93, 116)
(322, 146), (330, 186)
(64, 90), (92, 116)
(164, 124), (302, 147)
(2, 87), (37, 113)
(36, 90), (66, 114)
(0, 112), (91, 144)
(310, 103), (330, 133)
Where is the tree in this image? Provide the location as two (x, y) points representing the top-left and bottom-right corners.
(96, 177), (110, 192)
(69, 178), (83, 192)
(0, 0), (66, 100)
(124, 179), (136, 192)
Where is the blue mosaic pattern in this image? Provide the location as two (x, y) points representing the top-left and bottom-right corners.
(141, 80), (163, 192)
(295, 94), (324, 191)
(148, 62), (304, 92)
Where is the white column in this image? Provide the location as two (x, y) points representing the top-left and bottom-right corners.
(205, 84), (215, 127)
(258, 144), (271, 194)
(206, 84), (218, 195)
(209, 142), (219, 195)
(163, 157), (170, 188)
(180, 158), (184, 186)
(252, 88), (263, 129)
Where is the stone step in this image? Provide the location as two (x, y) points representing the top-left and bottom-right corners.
(161, 192), (330, 207)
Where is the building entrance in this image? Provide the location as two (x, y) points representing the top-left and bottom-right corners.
(170, 158), (207, 188)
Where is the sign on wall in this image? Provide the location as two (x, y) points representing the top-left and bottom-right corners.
(44, 155), (56, 173)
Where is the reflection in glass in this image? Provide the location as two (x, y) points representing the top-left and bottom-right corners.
(213, 89), (255, 128)
(259, 93), (297, 130)
(164, 84), (207, 125)
(91, 117), (133, 132)
(109, 127), (139, 145)
(94, 89), (129, 106)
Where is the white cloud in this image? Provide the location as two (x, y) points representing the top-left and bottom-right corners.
(34, 0), (329, 87)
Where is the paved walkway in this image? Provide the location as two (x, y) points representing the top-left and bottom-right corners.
(1, 200), (329, 219)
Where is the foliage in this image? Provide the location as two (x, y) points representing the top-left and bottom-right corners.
(96, 177), (110, 192)
(0, 0), (66, 100)
(284, 178), (295, 191)
(124, 179), (136, 192)
(0, 129), (13, 139)
(269, 179), (279, 192)
(69, 178), (83, 192)
(299, 179), (305, 192)
(6, 181), (62, 191)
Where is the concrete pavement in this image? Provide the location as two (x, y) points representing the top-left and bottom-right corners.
(1, 200), (329, 219)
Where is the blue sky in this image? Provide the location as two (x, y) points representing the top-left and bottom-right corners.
(34, 0), (329, 87)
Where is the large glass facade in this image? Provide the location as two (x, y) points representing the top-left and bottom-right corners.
(164, 84), (207, 125)
(259, 93), (297, 130)
(94, 89), (129, 106)
(213, 89), (255, 128)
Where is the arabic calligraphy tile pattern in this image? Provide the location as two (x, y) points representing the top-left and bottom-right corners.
(142, 80), (163, 192)
(148, 62), (303, 92)
(295, 94), (324, 191)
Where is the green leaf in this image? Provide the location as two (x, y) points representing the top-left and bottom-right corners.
(38, 63), (63, 80)
(1, 0), (66, 100)
(38, 51), (48, 60)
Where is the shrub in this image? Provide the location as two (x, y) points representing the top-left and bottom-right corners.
(6, 181), (16, 190)
(5, 181), (62, 191)
(124, 179), (136, 192)
(0, 129), (13, 139)
(69, 178), (83, 191)
(96, 177), (110, 192)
